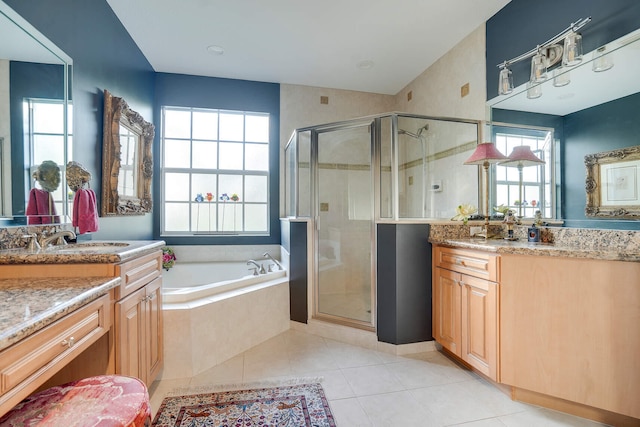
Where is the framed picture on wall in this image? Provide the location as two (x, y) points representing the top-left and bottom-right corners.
(585, 145), (640, 218)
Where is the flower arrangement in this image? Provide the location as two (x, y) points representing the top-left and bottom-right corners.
(451, 203), (477, 225)
(162, 247), (177, 271)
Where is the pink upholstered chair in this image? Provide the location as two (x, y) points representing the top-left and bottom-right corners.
(0, 375), (151, 426)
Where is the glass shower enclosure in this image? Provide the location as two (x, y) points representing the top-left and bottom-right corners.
(285, 113), (479, 330)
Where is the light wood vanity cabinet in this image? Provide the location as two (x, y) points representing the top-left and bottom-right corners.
(500, 254), (640, 421)
(432, 245), (500, 381)
(0, 294), (111, 415)
(114, 251), (164, 386)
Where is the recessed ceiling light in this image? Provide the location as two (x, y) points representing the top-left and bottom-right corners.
(357, 60), (374, 70)
(207, 45), (224, 55)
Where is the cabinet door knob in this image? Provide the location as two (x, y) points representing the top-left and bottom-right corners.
(61, 337), (75, 348)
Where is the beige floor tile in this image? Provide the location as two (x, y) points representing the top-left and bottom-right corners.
(409, 381), (499, 426)
(188, 353), (244, 387)
(449, 418), (508, 426)
(357, 390), (439, 426)
(308, 369), (356, 400)
(384, 358), (455, 389)
(151, 330), (613, 427)
(329, 397), (373, 426)
(324, 340), (388, 368)
(288, 348), (340, 373)
(341, 364), (405, 396)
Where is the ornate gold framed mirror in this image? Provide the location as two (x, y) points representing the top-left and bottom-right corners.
(585, 145), (640, 219)
(101, 89), (154, 215)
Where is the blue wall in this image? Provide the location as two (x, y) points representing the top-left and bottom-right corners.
(153, 73), (281, 245)
(5, 1), (283, 241)
(487, 0), (640, 230)
(562, 93), (640, 229)
(6, 0), (156, 238)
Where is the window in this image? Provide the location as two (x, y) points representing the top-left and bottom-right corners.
(493, 126), (554, 218)
(25, 98), (73, 216)
(160, 107), (270, 235)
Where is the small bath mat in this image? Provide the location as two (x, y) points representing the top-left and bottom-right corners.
(152, 382), (335, 427)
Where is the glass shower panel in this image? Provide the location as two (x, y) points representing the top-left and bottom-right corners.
(397, 117), (479, 219)
(285, 135), (296, 217)
(379, 116), (393, 218)
(397, 116), (431, 218)
(316, 123), (373, 326)
(298, 130), (311, 217)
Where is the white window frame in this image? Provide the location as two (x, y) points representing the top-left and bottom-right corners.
(159, 106), (271, 236)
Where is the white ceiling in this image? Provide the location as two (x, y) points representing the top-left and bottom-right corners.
(106, 0), (510, 95)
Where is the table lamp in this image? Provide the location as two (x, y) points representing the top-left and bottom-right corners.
(499, 146), (544, 218)
(464, 143), (508, 238)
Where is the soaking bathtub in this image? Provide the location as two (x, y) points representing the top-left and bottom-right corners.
(160, 257), (290, 379)
(162, 261), (287, 303)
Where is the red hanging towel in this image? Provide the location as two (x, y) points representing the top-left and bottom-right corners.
(72, 188), (99, 233)
(26, 188), (59, 224)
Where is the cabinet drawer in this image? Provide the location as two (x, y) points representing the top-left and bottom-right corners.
(434, 246), (498, 281)
(115, 251), (162, 299)
(0, 293), (111, 396)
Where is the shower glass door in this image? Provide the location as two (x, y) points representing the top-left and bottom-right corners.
(315, 122), (374, 328)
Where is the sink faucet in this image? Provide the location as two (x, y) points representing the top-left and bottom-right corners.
(263, 252), (283, 270)
(247, 259), (265, 274)
(40, 230), (76, 248)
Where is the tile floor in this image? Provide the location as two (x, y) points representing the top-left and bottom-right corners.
(149, 329), (608, 426)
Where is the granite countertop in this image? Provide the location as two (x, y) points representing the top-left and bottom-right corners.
(430, 237), (640, 262)
(0, 276), (120, 352)
(0, 240), (165, 265)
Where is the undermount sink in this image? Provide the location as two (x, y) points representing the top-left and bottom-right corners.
(46, 242), (130, 253)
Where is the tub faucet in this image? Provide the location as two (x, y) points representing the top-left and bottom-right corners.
(263, 252), (283, 270)
(40, 230), (76, 248)
(247, 259), (265, 275)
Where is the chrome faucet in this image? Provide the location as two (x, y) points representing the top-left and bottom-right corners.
(263, 252), (283, 270)
(40, 230), (76, 248)
(247, 259), (265, 275)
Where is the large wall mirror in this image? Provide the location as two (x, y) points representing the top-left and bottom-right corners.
(101, 89), (154, 216)
(489, 27), (640, 224)
(0, 1), (72, 226)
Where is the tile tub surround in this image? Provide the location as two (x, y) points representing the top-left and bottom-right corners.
(160, 280), (290, 380)
(0, 276), (120, 350)
(0, 240), (165, 264)
(430, 223), (640, 262)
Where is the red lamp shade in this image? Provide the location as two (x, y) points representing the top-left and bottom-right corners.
(500, 145), (544, 167)
(464, 143), (508, 165)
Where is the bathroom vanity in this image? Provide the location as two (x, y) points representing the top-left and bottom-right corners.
(0, 240), (164, 418)
(431, 232), (640, 426)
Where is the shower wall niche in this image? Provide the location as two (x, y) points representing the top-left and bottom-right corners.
(285, 113), (479, 334)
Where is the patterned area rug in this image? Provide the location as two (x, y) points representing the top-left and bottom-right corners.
(152, 383), (335, 427)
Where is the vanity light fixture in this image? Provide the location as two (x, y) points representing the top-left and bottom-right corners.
(530, 48), (548, 83)
(592, 45), (614, 72)
(464, 142), (509, 238)
(496, 17), (591, 98)
(499, 145), (544, 218)
(498, 66), (514, 95)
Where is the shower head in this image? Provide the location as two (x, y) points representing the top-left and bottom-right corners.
(398, 129), (421, 139)
(399, 124), (429, 139)
(417, 123), (429, 136)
